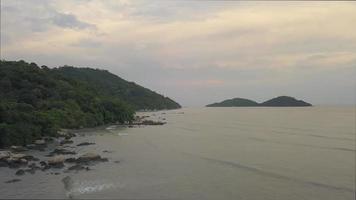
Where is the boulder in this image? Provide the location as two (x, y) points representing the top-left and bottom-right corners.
(11, 153), (27, 159)
(60, 139), (74, 145)
(34, 139), (46, 146)
(77, 142), (95, 146)
(49, 148), (76, 156)
(15, 169), (25, 176)
(65, 158), (77, 163)
(48, 155), (65, 168)
(5, 179), (21, 183)
(0, 151), (11, 160)
(77, 153), (101, 163)
(67, 164), (89, 171)
(10, 146), (27, 152)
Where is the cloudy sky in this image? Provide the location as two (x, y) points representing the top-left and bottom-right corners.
(1, 0), (355, 106)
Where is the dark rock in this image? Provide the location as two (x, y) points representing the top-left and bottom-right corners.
(68, 164), (87, 171)
(60, 139), (74, 145)
(15, 169), (25, 176)
(24, 168), (36, 174)
(76, 142), (95, 146)
(5, 179), (21, 183)
(65, 158), (77, 163)
(76, 153), (102, 163)
(43, 137), (54, 142)
(141, 120), (166, 125)
(10, 146), (27, 152)
(39, 161), (47, 166)
(114, 160), (120, 164)
(49, 148), (76, 156)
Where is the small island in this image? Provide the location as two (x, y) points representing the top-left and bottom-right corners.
(206, 96), (312, 107)
(206, 98), (259, 107)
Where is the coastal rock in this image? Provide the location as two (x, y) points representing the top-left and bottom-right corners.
(76, 142), (95, 146)
(142, 120), (166, 125)
(15, 169), (25, 176)
(76, 153), (107, 163)
(60, 139), (74, 145)
(77, 153), (101, 162)
(48, 155), (65, 168)
(49, 148), (76, 156)
(0, 151), (11, 160)
(68, 164), (90, 171)
(34, 139), (46, 146)
(65, 158), (77, 163)
(10, 146), (27, 152)
(5, 179), (21, 183)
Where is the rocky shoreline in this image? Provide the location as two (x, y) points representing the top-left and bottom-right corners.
(0, 117), (166, 184)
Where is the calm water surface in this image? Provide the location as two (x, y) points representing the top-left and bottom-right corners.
(0, 106), (355, 199)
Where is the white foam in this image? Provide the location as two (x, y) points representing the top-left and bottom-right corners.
(66, 179), (124, 197)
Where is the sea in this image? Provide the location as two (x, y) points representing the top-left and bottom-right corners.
(0, 106), (355, 200)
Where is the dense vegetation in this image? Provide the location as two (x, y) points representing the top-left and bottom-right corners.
(260, 96), (312, 107)
(206, 98), (259, 107)
(0, 60), (180, 148)
(206, 96), (312, 107)
(53, 67), (181, 110)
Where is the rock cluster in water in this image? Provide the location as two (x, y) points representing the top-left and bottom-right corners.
(0, 131), (108, 183)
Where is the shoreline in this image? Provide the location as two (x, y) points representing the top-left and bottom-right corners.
(0, 115), (167, 184)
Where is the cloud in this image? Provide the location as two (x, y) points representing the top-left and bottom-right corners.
(51, 12), (96, 30)
(1, 1), (355, 105)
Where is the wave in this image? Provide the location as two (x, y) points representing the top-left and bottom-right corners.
(182, 153), (355, 193)
(62, 176), (123, 198)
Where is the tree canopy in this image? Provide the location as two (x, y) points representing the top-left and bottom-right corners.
(0, 60), (180, 147)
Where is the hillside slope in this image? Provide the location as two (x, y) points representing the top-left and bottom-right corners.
(206, 98), (259, 107)
(53, 67), (181, 110)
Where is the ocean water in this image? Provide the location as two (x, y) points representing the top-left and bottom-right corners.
(0, 106), (355, 199)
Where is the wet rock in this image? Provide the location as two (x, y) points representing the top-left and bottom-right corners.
(6, 157), (28, 168)
(48, 155), (65, 168)
(25, 144), (36, 149)
(5, 179), (21, 183)
(65, 157), (77, 163)
(49, 148), (76, 156)
(0, 151), (11, 160)
(77, 153), (102, 163)
(76, 142), (95, 146)
(39, 161), (47, 166)
(34, 139), (46, 146)
(10, 146), (27, 152)
(43, 137), (54, 142)
(24, 168), (36, 174)
(60, 139), (74, 145)
(68, 164), (85, 171)
(141, 120), (166, 125)
(15, 169), (25, 176)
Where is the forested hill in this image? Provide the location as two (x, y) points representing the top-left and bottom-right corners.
(206, 98), (259, 107)
(53, 66), (181, 110)
(206, 96), (312, 107)
(0, 60), (180, 147)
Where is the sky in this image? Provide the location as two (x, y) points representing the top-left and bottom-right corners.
(1, 0), (355, 106)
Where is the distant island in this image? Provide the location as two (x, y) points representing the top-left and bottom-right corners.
(206, 98), (259, 107)
(206, 96), (312, 107)
(0, 60), (181, 147)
